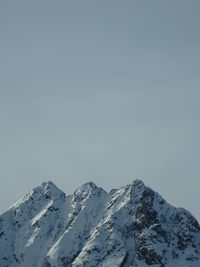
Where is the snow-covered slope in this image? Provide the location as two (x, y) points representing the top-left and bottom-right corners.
(0, 180), (200, 267)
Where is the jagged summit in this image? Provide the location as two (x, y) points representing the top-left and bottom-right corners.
(0, 179), (200, 267)
(74, 181), (98, 193)
(41, 180), (57, 188)
(130, 179), (146, 194)
(73, 181), (108, 200)
(40, 180), (65, 196)
(131, 178), (145, 188)
(38, 180), (62, 192)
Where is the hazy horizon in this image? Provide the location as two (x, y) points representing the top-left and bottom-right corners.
(0, 1), (200, 222)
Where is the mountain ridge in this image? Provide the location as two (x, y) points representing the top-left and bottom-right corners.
(0, 180), (200, 267)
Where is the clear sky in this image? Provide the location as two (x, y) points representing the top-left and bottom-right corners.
(0, 1), (200, 221)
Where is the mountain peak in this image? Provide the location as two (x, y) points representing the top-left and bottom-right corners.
(80, 181), (97, 190)
(74, 181), (99, 195)
(41, 180), (60, 191)
(1, 179), (200, 267)
(129, 178), (146, 195)
(38, 180), (63, 193)
(131, 178), (145, 186)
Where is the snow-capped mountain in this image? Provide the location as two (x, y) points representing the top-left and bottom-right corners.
(0, 180), (200, 267)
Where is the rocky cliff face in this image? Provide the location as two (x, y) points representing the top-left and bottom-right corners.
(0, 180), (200, 267)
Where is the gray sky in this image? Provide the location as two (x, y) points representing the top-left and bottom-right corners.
(0, 1), (200, 221)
